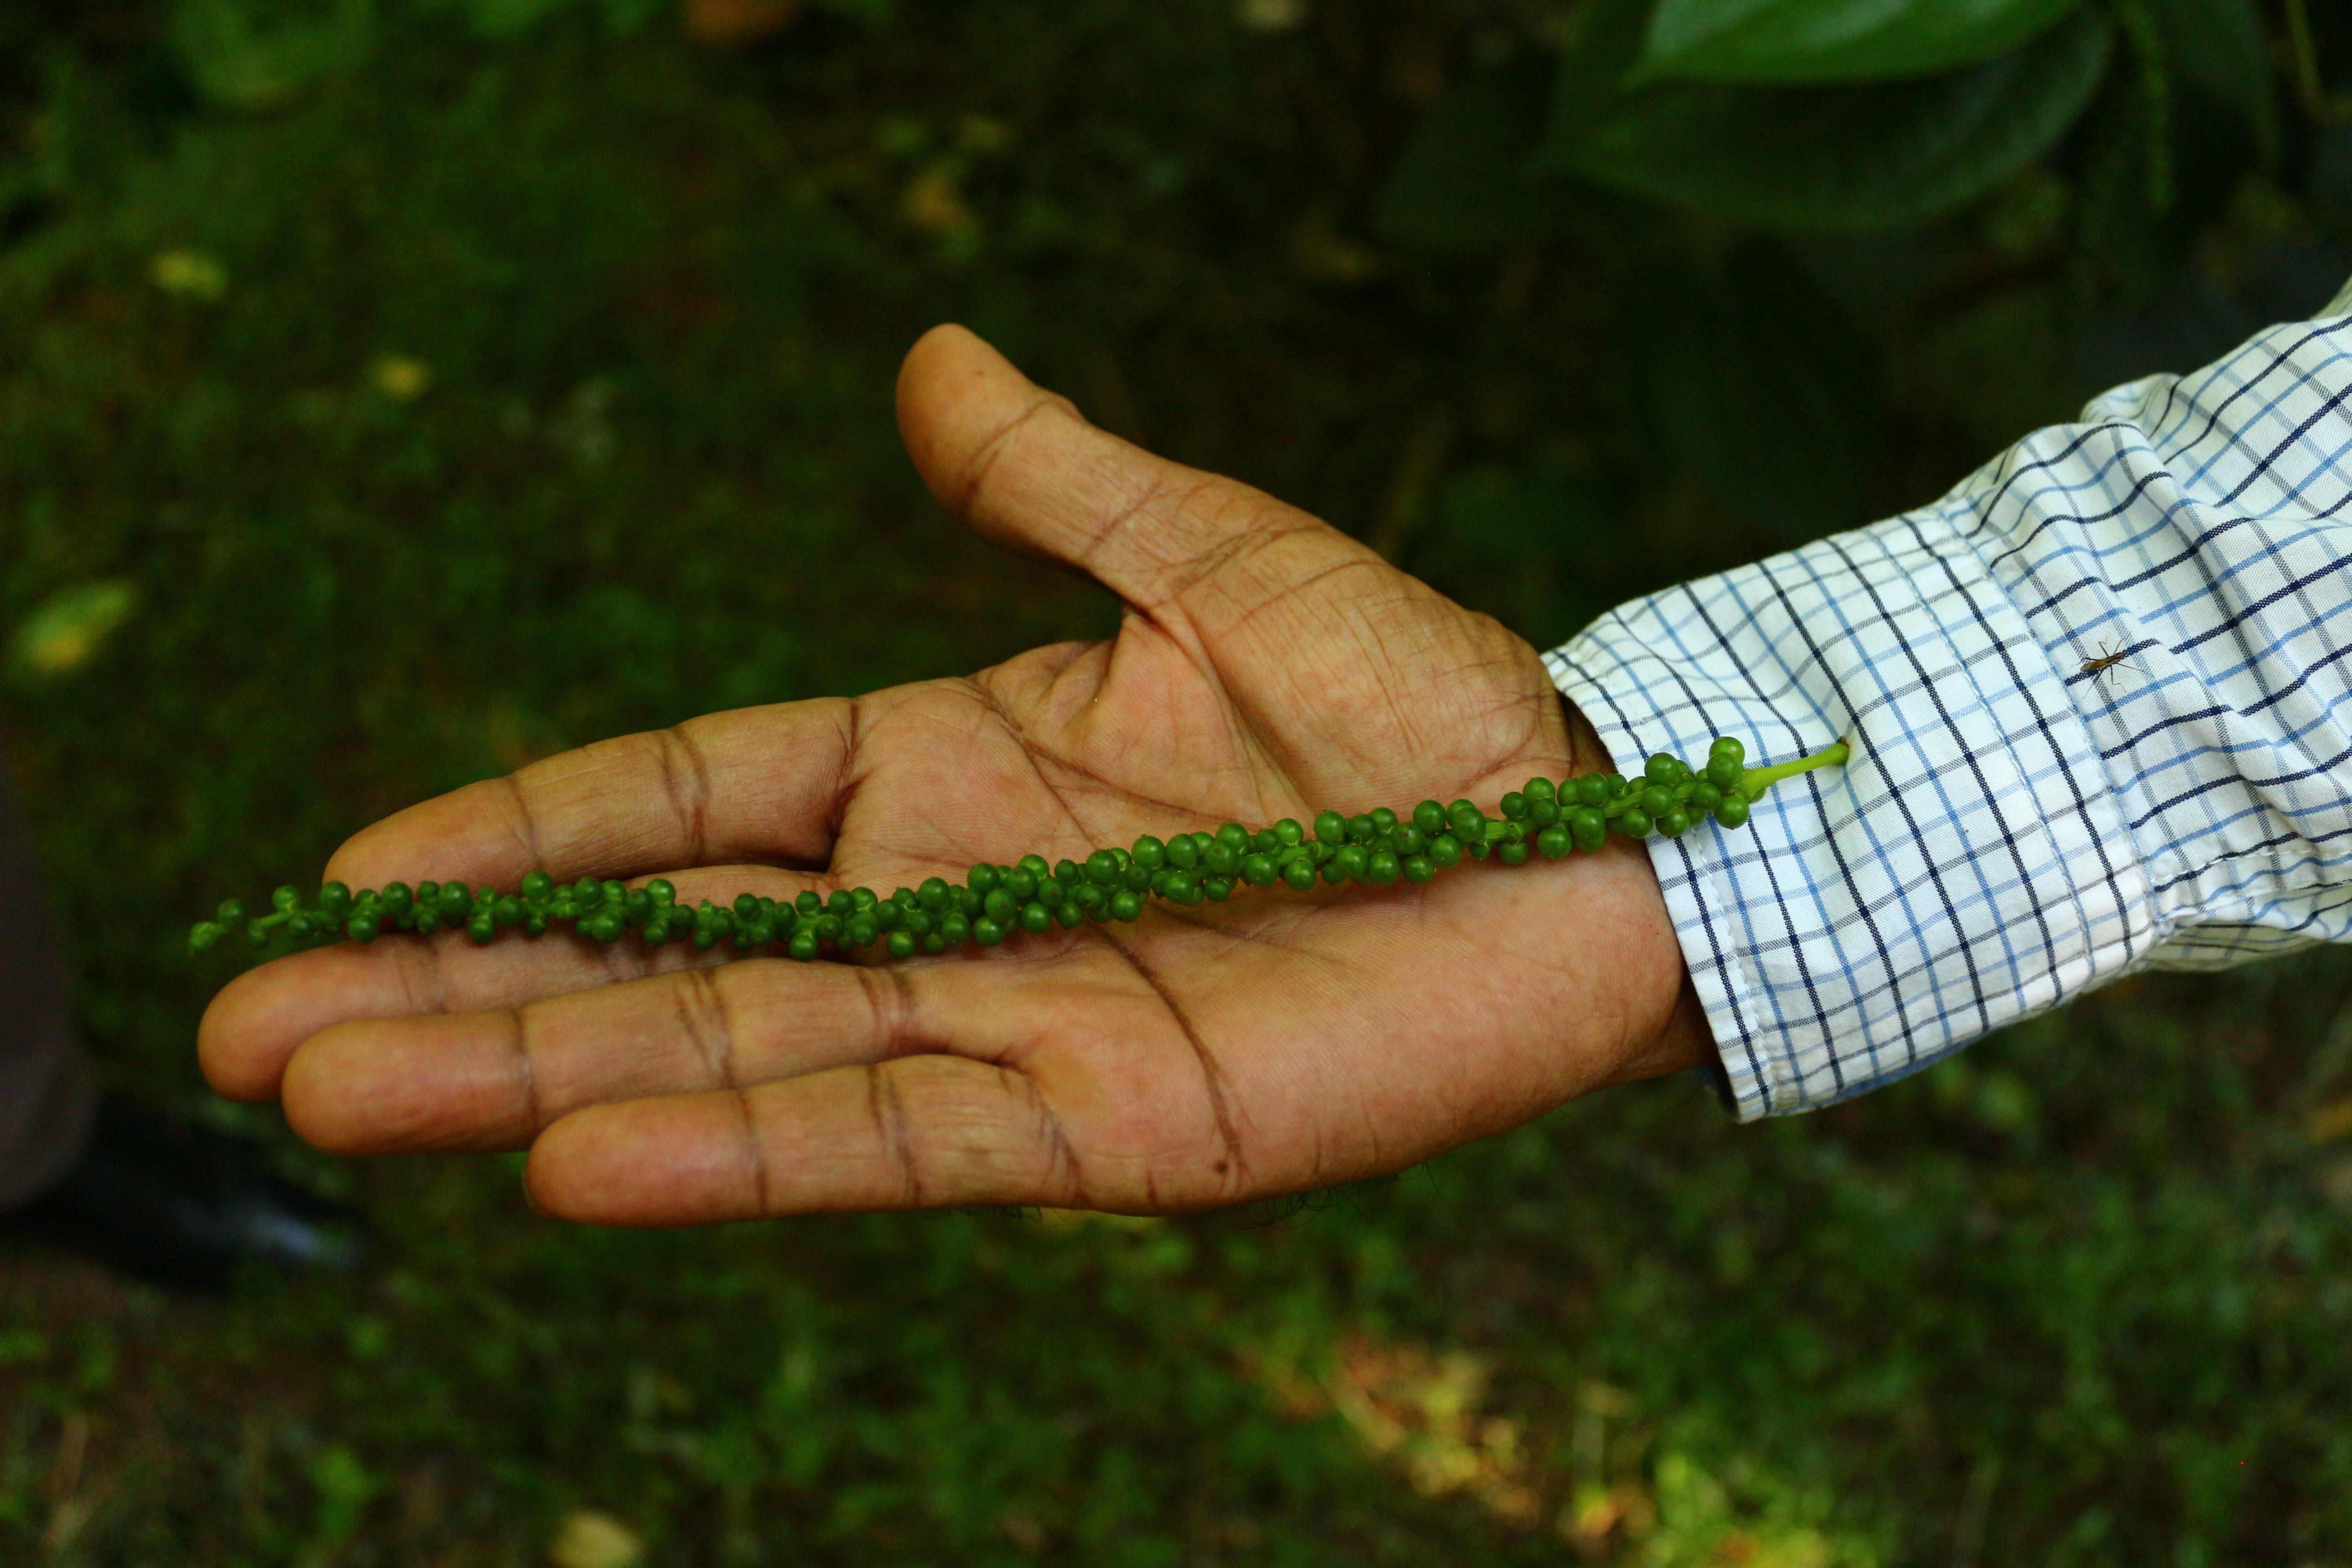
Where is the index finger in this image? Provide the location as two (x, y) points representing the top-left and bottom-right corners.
(327, 697), (856, 895)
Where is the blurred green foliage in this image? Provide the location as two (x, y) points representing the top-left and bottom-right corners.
(0, 0), (2349, 1562)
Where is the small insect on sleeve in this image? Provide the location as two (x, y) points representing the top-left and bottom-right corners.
(1548, 276), (2352, 1121)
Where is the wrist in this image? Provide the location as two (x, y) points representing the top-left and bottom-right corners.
(1558, 693), (1717, 1089)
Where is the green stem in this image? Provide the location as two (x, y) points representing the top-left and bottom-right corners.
(1740, 738), (1850, 797)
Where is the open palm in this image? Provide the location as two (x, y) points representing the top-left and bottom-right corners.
(201, 326), (1704, 1224)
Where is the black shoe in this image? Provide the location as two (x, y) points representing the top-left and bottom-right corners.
(4, 1095), (367, 1292)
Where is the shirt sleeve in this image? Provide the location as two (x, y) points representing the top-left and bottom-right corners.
(1545, 290), (2352, 1121)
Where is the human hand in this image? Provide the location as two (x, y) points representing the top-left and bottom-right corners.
(199, 325), (1710, 1224)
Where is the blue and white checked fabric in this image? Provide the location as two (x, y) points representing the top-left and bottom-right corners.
(1547, 278), (2352, 1121)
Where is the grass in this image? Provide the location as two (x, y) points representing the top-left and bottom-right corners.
(1, 2), (2350, 1563)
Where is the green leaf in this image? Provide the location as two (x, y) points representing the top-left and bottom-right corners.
(2151, 0), (2274, 140)
(1613, 242), (1886, 544)
(1640, 0), (2085, 84)
(1541, 6), (2114, 231)
(1372, 57), (1591, 251)
(169, 0), (373, 111)
(11, 580), (138, 680)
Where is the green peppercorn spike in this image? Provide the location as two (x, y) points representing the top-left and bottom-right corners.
(192, 735), (1839, 963)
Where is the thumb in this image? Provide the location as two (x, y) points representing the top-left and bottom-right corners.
(895, 324), (1370, 617)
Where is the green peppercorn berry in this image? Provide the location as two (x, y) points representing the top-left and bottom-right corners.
(1334, 844), (1368, 882)
(734, 893), (760, 920)
(1270, 818), (1303, 848)
(1646, 753), (1687, 787)
(1114, 861), (1147, 893)
(1079, 850), (1114, 885)
(1005, 868), (1038, 901)
(882, 931), (913, 960)
(1714, 793), (1751, 830)
(940, 912), (971, 944)
(583, 911), (618, 942)
(1640, 785), (1674, 818)
(644, 919), (671, 947)
(347, 915), (380, 944)
(563, 877), (590, 905)
(1430, 833), (1464, 868)
(1657, 808), (1692, 837)
(975, 889), (1009, 924)
(1020, 902), (1052, 936)
(466, 915), (495, 945)
(969, 863), (1001, 895)
(432, 883), (466, 919)
(1537, 825), (1572, 859)
(1344, 813), (1373, 845)
(689, 927), (715, 952)
(874, 902), (904, 932)
(264, 886), (295, 913)
(244, 922), (269, 949)
(1282, 858), (1318, 892)
(917, 878), (950, 911)
(1366, 849), (1401, 885)
(648, 878), (676, 906)
(1160, 835), (1197, 872)
(1314, 811), (1348, 846)
(216, 898), (247, 925)
(1619, 808), (1653, 837)
(1055, 901), (1084, 929)
(1709, 735), (1744, 767)
(285, 913), (314, 939)
(1164, 871), (1200, 905)
(1570, 775), (1606, 808)
(1449, 800), (1484, 838)
(1499, 840), (1530, 865)
(790, 931), (819, 961)
(1687, 781), (1721, 813)
(824, 890), (853, 918)
(1396, 854), (1430, 884)
(1526, 777), (1558, 805)
(522, 871), (553, 901)
(850, 887), (878, 911)
(1240, 853), (1275, 887)
(189, 921), (222, 953)
(849, 916), (879, 946)
(1566, 806), (1607, 853)
(1204, 840), (1239, 876)
(1105, 891), (1139, 923)
(1500, 792), (1527, 821)
(417, 909), (445, 936)
(1201, 875), (1233, 902)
